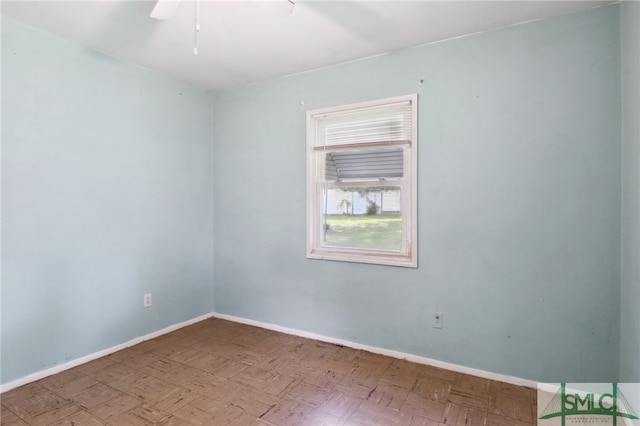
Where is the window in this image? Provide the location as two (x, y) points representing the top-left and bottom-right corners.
(306, 94), (418, 267)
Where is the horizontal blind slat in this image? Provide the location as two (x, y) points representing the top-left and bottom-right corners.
(312, 140), (410, 152)
(316, 102), (413, 147)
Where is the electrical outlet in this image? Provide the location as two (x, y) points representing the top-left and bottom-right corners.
(432, 312), (443, 329)
(144, 293), (152, 308)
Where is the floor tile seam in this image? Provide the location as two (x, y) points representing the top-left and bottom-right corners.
(7, 400), (83, 426)
(485, 401), (535, 423)
(0, 403), (31, 424)
(83, 401), (147, 424)
(66, 385), (126, 412)
(46, 381), (102, 402)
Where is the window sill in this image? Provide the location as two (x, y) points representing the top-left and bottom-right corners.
(307, 247), (417, 268)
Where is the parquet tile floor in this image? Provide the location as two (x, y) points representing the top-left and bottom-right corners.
(1, 318), (537, 425)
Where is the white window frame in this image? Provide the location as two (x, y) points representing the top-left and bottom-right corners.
(306, 94), (418, 268)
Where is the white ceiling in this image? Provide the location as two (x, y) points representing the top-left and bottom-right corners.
(1, 0), (613, 91)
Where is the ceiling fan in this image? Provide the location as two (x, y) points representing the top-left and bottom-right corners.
(150, 0), (181, 20)
(149, 0), (295, 21)
(149, 0), (295, 55)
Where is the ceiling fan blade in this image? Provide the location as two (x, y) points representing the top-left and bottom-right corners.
(150, 0), (181, 20)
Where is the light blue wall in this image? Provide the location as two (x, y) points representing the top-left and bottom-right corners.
(213, 5), (622, 382)
(2, 3), (629, 387)
(620, 0), (640, 383)
(1, 18), (214, 384)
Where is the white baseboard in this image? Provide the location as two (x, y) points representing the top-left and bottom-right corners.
(212, 312), (538, 389)
(1, 310), (537, 394)
(0, 312), (215, 394)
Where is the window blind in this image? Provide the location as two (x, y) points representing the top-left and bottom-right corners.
(325, 149), (404, 180)
(314, 100), (413, 147)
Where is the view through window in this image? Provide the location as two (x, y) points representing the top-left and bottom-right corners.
(306, 94), (417, 267)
